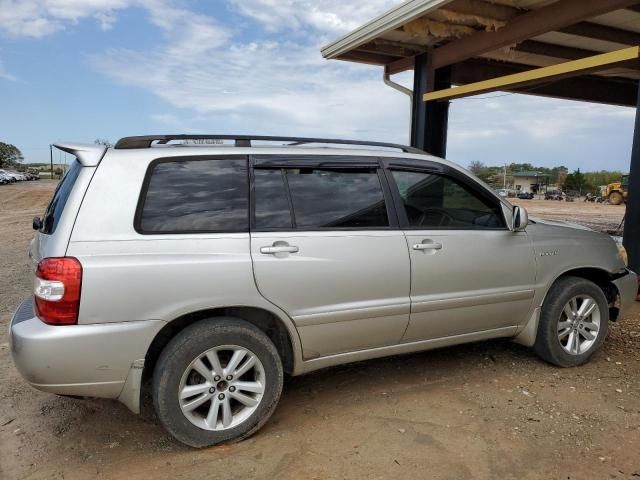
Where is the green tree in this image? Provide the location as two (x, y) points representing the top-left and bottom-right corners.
(94, 138), (113, 147)
(0, 142), (23, 168)
(564, 168), (588, 193)
(468, 161), (492, 182)
(584, 170), (625, 188)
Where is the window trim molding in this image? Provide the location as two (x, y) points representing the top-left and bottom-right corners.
(134, 154), (250, 235)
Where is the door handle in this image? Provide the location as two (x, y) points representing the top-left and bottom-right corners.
(413, 242), (442, 251)
(260, 245), (299, 254)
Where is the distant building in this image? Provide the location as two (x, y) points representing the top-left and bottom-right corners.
(513, 171), (550, 194)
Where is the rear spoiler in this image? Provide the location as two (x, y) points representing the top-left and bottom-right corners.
(53, 143), (107, 167)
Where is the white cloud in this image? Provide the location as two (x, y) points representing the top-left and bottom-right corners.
(229, 0), (396, 34)
(95, 39), (410, 141)
(0, 0), (138, 37)
(150, 113), (180, 125)
(85, 0), (409, 141)
(451, 94), (635, 142)
(449, 128), (509, 141)
(1, 0), (408, 141)
(447, 93), (635, 170)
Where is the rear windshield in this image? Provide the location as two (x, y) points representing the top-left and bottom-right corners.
(41, 160), (82, 234)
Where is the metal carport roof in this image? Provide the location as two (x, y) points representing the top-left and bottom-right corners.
(321, 0), (640, 106)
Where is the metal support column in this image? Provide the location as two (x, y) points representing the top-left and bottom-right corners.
(624, 83), (640, 273)
(410, 53), (451, 157)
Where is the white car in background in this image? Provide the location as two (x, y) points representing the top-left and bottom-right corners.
(0, 169), (24, 181)
(0, 170), (18, 182)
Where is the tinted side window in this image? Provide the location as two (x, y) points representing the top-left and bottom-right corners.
(254, 169), (292, 229)
(138, 158), (248, 233)
(285, 169), (389, 229)
(391, 170), (505, 229)
(41, 160), (82, 234)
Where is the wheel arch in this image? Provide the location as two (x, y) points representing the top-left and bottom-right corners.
(143, 305), (302, 385)
(547, 267), (621, 317)
(514, 266), (621, 347)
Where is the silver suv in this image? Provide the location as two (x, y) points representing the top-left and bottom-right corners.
(10, 135), (638, 447)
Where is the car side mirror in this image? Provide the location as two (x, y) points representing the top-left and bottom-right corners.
(32, 216), (42, 231)
(512, 206), (528, 232)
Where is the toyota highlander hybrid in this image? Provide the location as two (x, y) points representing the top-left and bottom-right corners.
(10, 135), (637, 447)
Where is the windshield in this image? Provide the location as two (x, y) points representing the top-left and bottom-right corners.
(40, 160), (82, 234)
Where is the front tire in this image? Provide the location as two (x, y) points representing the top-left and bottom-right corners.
(153, 318), (283, 448)
(534, 276), (609, 367)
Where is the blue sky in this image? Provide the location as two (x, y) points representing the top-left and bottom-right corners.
(0, 0), (636, 172)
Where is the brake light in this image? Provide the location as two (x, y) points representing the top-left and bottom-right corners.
(34, 257), (82, 325)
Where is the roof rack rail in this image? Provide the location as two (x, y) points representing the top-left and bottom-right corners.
(113, 134), (423, 154)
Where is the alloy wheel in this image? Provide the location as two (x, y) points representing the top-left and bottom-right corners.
(178, 345), (265, 431)
(557, 295), (601, 355)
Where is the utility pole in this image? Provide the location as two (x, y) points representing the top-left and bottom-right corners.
(503, 163), (507, 188)
(49, 144), (53, 180)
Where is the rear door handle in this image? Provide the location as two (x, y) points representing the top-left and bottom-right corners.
(413, 242), (442, 251)
(260, 245), (299, 254)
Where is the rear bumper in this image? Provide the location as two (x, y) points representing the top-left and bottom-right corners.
(9, 297), (163, 405)
(613, 269), (638, 316)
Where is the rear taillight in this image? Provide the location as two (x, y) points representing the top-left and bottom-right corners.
(34, 257), (82, 325)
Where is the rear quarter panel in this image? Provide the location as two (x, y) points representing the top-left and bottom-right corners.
(30, 166), (96, 266)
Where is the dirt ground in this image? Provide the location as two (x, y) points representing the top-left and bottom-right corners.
(1, 181), (639, 480)
(510, 197), (627, 234)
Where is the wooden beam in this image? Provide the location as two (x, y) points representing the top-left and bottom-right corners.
(387, 40), (602, 75)
(431, 0), (640, 68)
(514, 40), (601, 61)
(514, 75), (638, 107)
(386, 26), (638, 75)
(424, 46), (640, 101)
(387, 56), (418, 75)
(388, 43), (632, 76)
(559, 22), (640, 46)
(452, 58), (638, 107)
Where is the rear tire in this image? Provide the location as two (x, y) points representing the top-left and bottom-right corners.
(609, 191), (623, 205)
(153, 318), (283, 448)
(534, 276), (608, 367)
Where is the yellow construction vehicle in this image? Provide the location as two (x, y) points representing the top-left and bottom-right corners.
(604, 174), (629, 205)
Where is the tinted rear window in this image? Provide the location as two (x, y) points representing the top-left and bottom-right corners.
(41, 160), (82, 234)
(285, 168), (389, 229)
(254, 169), (293, 229)
(137, 158), (248, 233)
